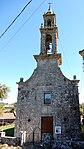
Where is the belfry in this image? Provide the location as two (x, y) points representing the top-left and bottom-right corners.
(15, 6), (81, 142)
(40, 4), (58, 54)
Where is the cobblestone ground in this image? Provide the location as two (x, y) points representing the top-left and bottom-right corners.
(23, 141), (84, 149)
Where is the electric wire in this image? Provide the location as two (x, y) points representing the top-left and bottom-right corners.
(80, 67), (84, 90)
(59, 34), (83, 102)
(80, 67), (84, 103)
(0, 0), (47, 52)
(0, 0), (32, 39)
(58, 35), (72, 77)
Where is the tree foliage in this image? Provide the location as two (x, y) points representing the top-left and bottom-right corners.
(0, 103), (5, 115)
(80, 103), (84, 115)
(0, 83), (10, 100)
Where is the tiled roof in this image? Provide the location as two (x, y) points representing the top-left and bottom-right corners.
(0, 113), (16, 120)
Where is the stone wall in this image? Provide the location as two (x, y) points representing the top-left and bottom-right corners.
(0, 136), (21, 146)
(47, 140), (84, 149)
(15, 56), (81, 142)
(38, 140), (84, 149)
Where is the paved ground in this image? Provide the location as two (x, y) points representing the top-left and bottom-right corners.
(23, 142), (44, 149)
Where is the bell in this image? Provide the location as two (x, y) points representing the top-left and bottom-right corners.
(47, 43), (50, 50)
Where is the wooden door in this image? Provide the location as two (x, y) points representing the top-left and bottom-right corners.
(41, 116), (53, 137)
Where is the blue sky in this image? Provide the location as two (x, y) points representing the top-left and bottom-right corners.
(0, 0), (84, 104)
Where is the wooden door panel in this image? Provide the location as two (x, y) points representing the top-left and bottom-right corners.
(41, 116), (53, 134)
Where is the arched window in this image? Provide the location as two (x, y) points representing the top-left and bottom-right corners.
(47, 19), (51, 27)
(45, 34), (52, 54)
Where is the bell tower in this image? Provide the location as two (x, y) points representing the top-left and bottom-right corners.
(34, 5), (62, 66)
(15, 5), (82, 143)
(40, 4), (58, 54)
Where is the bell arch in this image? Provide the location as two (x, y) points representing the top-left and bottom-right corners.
(47, 19), (51, 27)
(45, 34), (52, 54)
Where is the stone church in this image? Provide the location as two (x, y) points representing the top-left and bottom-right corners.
(15, 6), (81, 142)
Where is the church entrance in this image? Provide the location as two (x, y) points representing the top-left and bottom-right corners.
(41, 116), (53, 140)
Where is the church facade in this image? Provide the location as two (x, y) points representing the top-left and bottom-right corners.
(15, 6), (81, 142)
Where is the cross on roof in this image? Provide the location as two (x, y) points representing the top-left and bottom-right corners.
(48, 3), (52, 11)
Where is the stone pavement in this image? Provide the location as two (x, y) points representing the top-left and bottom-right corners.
(23, 141), (84, 149)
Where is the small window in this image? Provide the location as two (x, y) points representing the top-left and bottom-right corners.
(44, 93), (51, 104)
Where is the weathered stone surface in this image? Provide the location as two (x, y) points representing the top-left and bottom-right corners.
(0, 137), (21, 147)
(50, 141), (84, 149)
(15, 55), (81, 142)
(15, 6), (82, 143)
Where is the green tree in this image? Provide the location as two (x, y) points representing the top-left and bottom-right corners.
(0, 103), (5, 115)
(80, 103), (84, 116)
(0, 83), (10, 100)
